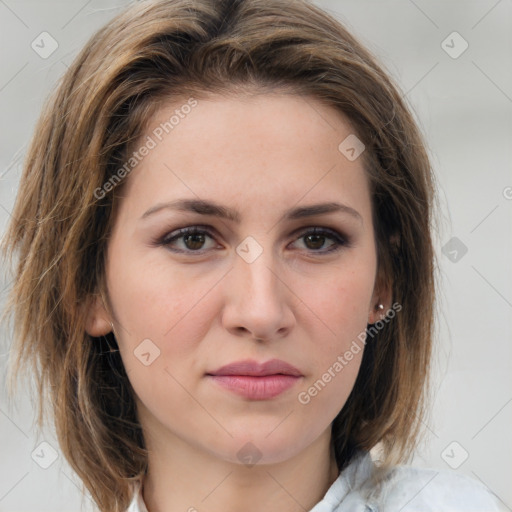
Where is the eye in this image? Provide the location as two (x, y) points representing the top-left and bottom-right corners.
(289, 227), (347, 254)
(156, 225), (348, 255)
(158, 226), (217, 253)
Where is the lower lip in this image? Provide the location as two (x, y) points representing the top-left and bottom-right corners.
(207, 374), (302, 400)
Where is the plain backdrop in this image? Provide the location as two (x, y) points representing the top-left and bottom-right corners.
(0, 1), (511, 511)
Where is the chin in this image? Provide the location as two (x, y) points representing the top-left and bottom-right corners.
(215, 430), (309, 467)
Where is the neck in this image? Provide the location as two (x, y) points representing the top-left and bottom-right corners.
(141, 428), (339, 512)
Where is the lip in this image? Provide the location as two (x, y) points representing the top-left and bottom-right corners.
(205, 359), (303, 400)
(206, 358), (303, 377)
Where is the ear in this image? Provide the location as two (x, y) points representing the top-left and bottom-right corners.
(368, 231), (399, 324)
(367, 268), (393, 325)
(84, 293), (113, 337)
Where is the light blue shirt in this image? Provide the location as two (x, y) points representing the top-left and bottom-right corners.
(126, 451), (501, 511)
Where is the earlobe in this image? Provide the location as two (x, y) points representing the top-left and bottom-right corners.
(84, 294), (112, 337)
(368, 276), (392, 325)
(368, 302), (385, 324)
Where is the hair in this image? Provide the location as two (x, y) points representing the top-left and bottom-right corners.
(0, 0), (438, 510)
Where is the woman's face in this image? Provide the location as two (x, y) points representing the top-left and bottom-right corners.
(87, 92), (386, 466)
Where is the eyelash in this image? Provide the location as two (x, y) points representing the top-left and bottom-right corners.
(155, 225), (349, 255)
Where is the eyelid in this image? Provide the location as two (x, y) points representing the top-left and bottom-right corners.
(158, 225), (218, 248)
(291, 226), (349, 250)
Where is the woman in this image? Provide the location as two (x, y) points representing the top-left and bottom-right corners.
(0, 0), (500, 511)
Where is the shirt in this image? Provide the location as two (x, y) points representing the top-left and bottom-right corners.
(126, 450), (501, 511)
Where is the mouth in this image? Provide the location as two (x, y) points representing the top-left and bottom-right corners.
(206, 358), (303, 377)
(205, 374), (302, 400)
(205, 358), (303, 400)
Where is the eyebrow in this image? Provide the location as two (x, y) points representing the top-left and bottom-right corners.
(140, 198), (363, 223)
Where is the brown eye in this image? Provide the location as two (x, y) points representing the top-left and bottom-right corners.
(157, 225), (348, 256)
(304, 233), (328, 250)
(291, 227), (347, 254)
(160, 227), (217, 253)
(182, 232), (207, 250)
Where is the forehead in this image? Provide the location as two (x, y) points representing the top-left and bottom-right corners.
(118, 92), (372, 222)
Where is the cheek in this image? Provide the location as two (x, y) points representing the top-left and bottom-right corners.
(296, 285), (368, 424)
(310, 264), (375, 347)
(296, 261), (374, 411)
(108, 242), (210, 332)
(106, 252), (219, 380)
(110, 269), (218, 429)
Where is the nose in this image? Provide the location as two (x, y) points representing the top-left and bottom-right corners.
(221, 245), (296, 342)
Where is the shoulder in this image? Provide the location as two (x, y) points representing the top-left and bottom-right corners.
(366, 464), (501, 512)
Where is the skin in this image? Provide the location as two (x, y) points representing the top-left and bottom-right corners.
(86, 91), (390, 512)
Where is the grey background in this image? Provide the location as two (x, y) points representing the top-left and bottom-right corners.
(0, 0), (511, 510)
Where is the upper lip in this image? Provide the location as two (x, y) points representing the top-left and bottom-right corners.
(207, 358), (303, 377)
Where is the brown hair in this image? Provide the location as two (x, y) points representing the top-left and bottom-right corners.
(0, 0), (437, 510)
